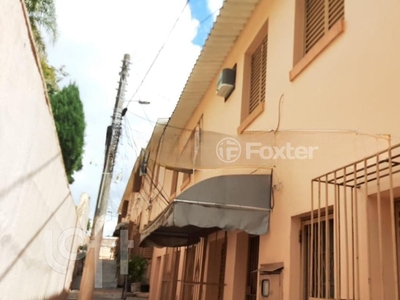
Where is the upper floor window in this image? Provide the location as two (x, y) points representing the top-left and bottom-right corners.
(305, 0), (344, 54)
(291, 0), (345, 81)
(249, 34), (268, 115)
(238, 21), (268, 134)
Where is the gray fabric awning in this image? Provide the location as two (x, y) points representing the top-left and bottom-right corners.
(140, 174), (272, 248)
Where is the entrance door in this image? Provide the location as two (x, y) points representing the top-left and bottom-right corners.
(246, 235), (260, 300)
(204, 235), (227, 300)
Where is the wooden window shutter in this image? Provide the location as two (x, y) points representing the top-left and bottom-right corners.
(142, 247), (154, 259)
(249, 34), (268, 115)
(328, 0), (345, 29)
(305, 0), (344, 54)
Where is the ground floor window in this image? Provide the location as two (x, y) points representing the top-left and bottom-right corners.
(301, 215), (334, 299)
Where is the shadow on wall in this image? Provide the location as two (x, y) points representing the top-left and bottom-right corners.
(44, 289), (69, 300)
(0, 154), (60, 199)
(0, 193), (71, 283)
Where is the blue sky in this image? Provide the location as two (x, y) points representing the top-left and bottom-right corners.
(190, 0), (219, 46)
(48, 0), (223, 236)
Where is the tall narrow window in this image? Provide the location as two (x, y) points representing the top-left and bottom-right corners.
(170, 170), (178, 196)
(291, 0), (344, 80)
(238, 22), (268, 134)
(249, 34), (268, 115)
(301, 216), (334, 299)
(304, 0), (344, 54)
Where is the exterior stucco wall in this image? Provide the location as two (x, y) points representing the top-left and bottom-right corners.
(149, 247), (166, 300)
(131, 0), (400, 299)
(0, 0), (78, 298)
(177, 0), (400, 298)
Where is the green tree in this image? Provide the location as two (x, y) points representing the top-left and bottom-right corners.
(24, 0), (57, 57)
(128, 256), (148, 283)
(25, 0), (61, 96)
(50, 83), (86, 183)
(25, 0), (85, 183)
(87, 219), (91, 232)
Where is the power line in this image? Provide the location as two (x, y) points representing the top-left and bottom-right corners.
(127, 0), (190, 108)
(124, 6), (224, 128)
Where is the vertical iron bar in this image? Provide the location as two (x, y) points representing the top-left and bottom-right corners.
(199, 236), (208, 300)
(351, 185), (355, 300)
(364, 159), (372, 300)
(318, 179), (322, 297)
(214, 231), (218, 277)
(337, 179), (342, 298)
(376, 154), (385, 300)
(310, 180), (314, 297)
(334, 171), (340, 300)
(194, 243), (199, 300)
(308, 224), (311, 297)
(388, 142), (399, 300)
(325, 175), (330, 299)
(354, 163), (360, 300)
(182, 246), (189, 300)
(344, 167), (350, 300)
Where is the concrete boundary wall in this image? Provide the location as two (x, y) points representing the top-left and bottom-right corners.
(0, 0), (79, 298)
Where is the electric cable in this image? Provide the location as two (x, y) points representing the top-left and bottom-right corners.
(126, 3), (223, 111)
(127, 0), (191, 107)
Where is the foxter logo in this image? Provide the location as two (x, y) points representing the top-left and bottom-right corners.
(216, 138), (242, 163)
(245, 143), (318, 160)
(215, 138), (319, 163)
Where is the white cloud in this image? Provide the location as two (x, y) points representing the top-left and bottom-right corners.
(207, 0), (224, 20)
(47, 0), (202, 236)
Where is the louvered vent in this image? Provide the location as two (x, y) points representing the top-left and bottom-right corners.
(249, 34), (268, 115)
(142, 247), (154, 259)
(305, 0), (344, 54)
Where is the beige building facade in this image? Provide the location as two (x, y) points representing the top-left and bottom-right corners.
(119, 0), (400, 299)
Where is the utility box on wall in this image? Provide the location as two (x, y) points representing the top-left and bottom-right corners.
(216, 68), (236, 100)
(256, 262), (284, 300)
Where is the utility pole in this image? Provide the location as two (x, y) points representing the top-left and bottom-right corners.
(79, 54), (130, 300)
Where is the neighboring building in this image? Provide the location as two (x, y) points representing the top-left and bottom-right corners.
(118, 0), (400, 299)
(70, 193), (91, 290)
(0, 0), (79, 299)
(76, 193), (90, 237)
(99, 237), (118, 259)
(115, 182), (155, 287)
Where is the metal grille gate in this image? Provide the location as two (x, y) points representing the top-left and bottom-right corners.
(310, 143), (400, 300)
(160, 248), (180, 300)
(180, 233), (227, 300)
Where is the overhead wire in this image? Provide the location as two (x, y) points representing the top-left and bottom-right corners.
(126, 2), (223, 112)
(126, 0), (191, 108)
(111, 2), (225, 216)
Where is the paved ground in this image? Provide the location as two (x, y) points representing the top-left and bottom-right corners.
(67, 289), (149, 299)
(95, 259), (118, 289)
(67, 259), (148, 299)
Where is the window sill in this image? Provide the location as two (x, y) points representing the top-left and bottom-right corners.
(290, 19), (345, 82)
(237, 102), (265, 134)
